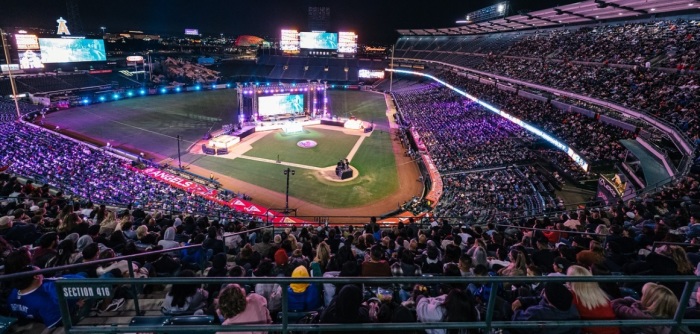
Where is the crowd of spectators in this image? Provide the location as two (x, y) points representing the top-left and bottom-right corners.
(0, 98), (43, 122)
(436, 165), (564, 222)
(394, 85), (536, 172)
(503, 20), (700, 68)
(469, 58), (700, 140)
(153, 57), (221, 85)
(0, 122), (247, 217)
(436, 71), (634, 165)
(397, 19), (700, 140)
(4, 177), (700, 333)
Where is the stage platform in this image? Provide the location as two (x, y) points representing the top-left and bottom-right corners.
(320, 117), (371, 131)
(208, 135), (240, 149)
(231, 125), (256, 139)
(255, 119), (321, 132)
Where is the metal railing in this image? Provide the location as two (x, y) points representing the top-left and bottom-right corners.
(1, 226), (272, 315)
(45, 275), (700, 334)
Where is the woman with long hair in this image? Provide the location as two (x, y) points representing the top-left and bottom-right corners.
(311, 241), (331, 277)
(162, 270), (209, 315)
(99, 210), (117, 236)
(670, 246), (694, 275)
(498, 249), (527, 277)
(567, 265), (619, 334)
(612, 282), (690, 334)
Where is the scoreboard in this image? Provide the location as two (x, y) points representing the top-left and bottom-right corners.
(280, 29), (300, 52)
(337, 32), (357, 54)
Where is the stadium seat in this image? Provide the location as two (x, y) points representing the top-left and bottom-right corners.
(0, 316), (17, 334)
(167, 315), (217, 326)
(129, 316), (171, 327)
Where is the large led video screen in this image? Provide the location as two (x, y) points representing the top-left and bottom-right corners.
(38, 38), (107, 63)
(280, 29), (300, 52)
(299, 32), (338, 50)
(15, 34), (43, 69)
(258, 94), (304, 116)
(338, 32), (357, 53)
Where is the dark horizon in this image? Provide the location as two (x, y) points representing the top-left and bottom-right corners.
(2, 0), (572, 44)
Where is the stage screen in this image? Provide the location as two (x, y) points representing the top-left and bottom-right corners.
(38, 38), (107, 63)
(258, 94), (304, 116)
(185, 29), (199, 35)
(15, 34), (44, 69)
(299, 32), (337, 50)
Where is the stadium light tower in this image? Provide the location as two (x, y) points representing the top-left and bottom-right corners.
(176, 135), (182, 169)
(0, 29), (21, 120)
(283, 168), (295, 214)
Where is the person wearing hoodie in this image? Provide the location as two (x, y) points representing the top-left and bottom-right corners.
(511, 282), (580, 334)
(253, 260), (282, 313)
(612, 282), (691, 334)
(319, 285), (370, 333)
(158, 227), (181, 251)
(416, 287), (480, 334)
(287, 265), (321, 312)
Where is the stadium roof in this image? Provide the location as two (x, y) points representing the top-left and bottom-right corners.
(397, 0), (700, 36)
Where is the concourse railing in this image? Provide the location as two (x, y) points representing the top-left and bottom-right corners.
(45, 275), (700, 334)
(0, 226), (273, 316)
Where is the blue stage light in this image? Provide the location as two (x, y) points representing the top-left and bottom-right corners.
(160, 88), (167, 94)
(195, 85), (201, 91)
(226, 83), (231, 88)
(99, 96), (106, 102)
(266, 82), (270, 86)
(113, 94), (119, 99)
(175, 87), (181, 92)
(127, 91), (133, 97)
(82, 99), (89, 104)
(139, 89), (146, 95)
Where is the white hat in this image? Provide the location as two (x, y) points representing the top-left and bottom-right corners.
(626, 212), (635, 219)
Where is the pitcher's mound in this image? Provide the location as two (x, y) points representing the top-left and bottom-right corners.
(318, 166), (360, 182)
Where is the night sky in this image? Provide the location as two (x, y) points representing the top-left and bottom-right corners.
(2, 0), (573, 43)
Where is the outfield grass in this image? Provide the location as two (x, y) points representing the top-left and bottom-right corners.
(329, 90), (388, 127)
(243, 128), (360, 168)
(193, 130), (398, 208)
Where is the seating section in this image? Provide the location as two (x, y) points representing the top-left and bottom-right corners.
(395, 18), (700, 138)
(0, 98), (43, 122)
(257, 55), (387, 82)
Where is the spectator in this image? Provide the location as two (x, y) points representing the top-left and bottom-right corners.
(416, 287), (480, 334)
(511, 282), (580, 334)
(161, 270), (209, 315)
(319, 285), (371, 328)
(567, 265), (620, 334)
(287, 265), (320, 312)
(611, 282), (688, 334)
(362, 245), (391, 277)
(216, 283), (271, 334)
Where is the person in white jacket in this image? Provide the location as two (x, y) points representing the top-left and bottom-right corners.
(415, 287), (479, 334)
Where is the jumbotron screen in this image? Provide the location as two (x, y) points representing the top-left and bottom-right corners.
(38, 38), (107, 63)
(258, 94), (304, 116)
(15, 34), (44, 69)
(299, 32), (338, 50)
(280, 29), (300, 52)
(337, 32), (358, 53)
